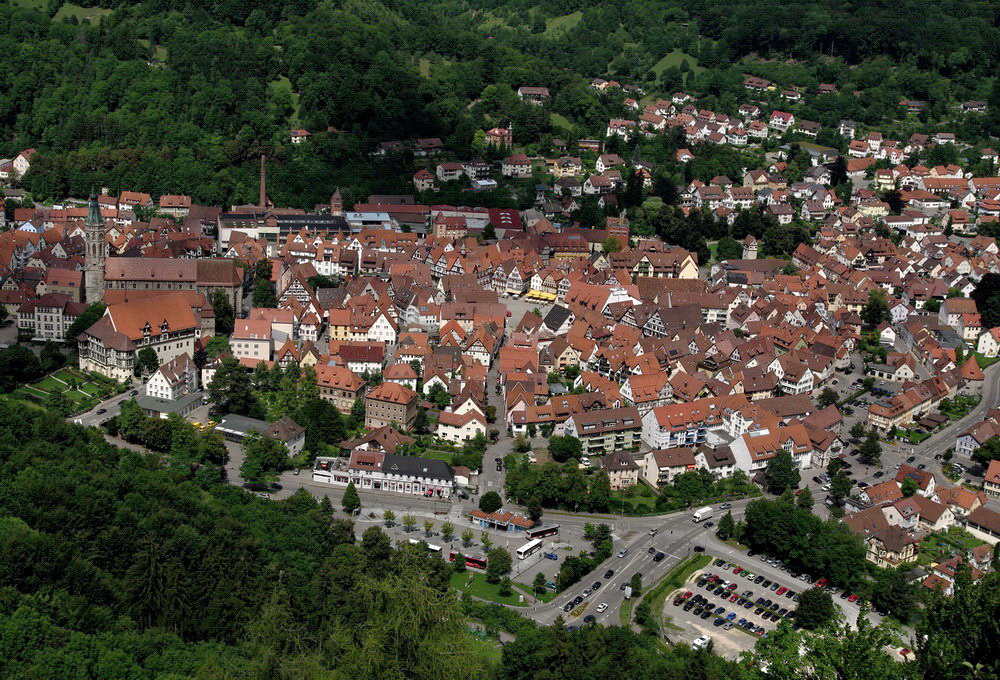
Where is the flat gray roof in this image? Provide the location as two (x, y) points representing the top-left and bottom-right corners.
(137, 392), (203, 413)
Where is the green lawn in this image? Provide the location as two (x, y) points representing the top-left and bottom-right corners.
(514, 581), (559, 602)
(63, 390), (90, 404)
(650, 50), (703, 82)
(544, 11), (582, 35)
(51, 368), (77, 383)
(477, 11), (510, 31)
(138, 38), (167, 62)
(450, 571), (527, 607)
(33, 376), (64, 391)
(79, 382), (102, 396)
(22, 387), (49, 400)
(422, 449), (455, 463)
(54, 3), (111, 22)
(466, 634), (502, 663)
(609, 493), (657, 515)
(269, 75), (301, 126)
(0, 395), (44, 411)
(975, 352), (1000, 369)
(550, 112), (574, 133)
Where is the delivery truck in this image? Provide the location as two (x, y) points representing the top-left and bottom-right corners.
(692, 506), (714, 523)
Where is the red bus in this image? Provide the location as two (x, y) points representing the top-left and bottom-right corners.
(449, 550), (488, 570)
(526, 524), (559, 539)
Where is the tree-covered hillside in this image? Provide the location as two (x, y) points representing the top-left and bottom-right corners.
(2, 0), (998, 209)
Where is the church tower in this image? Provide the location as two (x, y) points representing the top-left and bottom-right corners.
(84, 192), (105, 303)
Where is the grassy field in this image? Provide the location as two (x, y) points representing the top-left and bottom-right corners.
(33, 376), (63, 392)
(54, 2), (111, 22)
(975, 352), (1000, 368)
(651, 50), (703, 83)
(269, 76), (301, 127)
(544, 11), (582, 36)
(138, 39), (167, 62)
(476, 11), (510, 32)
(549, 112), (575, 135)
(21, 387), (49, 400)
(422, 449), (455, 463)
(0, 395), (44, 411)
(466, 634), (503, 663)
(450, 571), (527, 607)
(24, 368), (111, 408)
(515, 577), (557, 602)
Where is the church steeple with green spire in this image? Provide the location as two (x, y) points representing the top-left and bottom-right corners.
(84, 191), (105, 303)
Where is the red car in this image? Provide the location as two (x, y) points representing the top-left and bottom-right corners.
(727, 583), (738, 590)
(729, 594), (738, 602)
(847, 594), (858, 602)
(815, 578), (828, 588)
(683, 591), (693, 599)
(776, 587), (787, 595)
(733, 567), (743, 575)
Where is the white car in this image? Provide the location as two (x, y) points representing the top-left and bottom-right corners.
(617, 549), (629, 558)
(596, 603), (608, 613)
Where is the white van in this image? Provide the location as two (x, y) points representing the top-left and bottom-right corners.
(692, 634), (712, 650)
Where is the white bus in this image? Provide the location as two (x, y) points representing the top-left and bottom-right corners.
(516, 538), (544, 560)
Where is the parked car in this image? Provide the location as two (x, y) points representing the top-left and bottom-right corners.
(543, 552), (559, 560)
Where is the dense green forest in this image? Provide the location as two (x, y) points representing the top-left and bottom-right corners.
(1, 0), (997, 212)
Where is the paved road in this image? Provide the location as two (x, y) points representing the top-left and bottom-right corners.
(74, 386), (144, 426)
(533, 498), (760, 628)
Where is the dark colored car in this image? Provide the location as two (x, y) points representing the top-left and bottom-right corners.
(653, 552), (665, 562)
(693, 545), (706, 552)
(604, 570), (614, 579)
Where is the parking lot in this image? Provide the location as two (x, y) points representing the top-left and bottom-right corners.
(665, 552), (865, 657)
